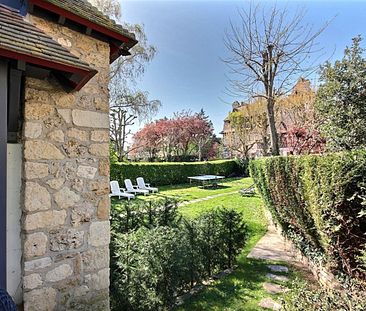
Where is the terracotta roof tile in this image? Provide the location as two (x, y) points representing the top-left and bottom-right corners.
(0, 4), (93, 72)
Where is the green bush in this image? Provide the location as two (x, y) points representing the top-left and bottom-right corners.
(249, 151), (366, 279)
(110, 159), (242, 186)
(110, 201), (248, 311)
(282, 279), (366, 311)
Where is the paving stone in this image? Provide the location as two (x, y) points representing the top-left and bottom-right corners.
(258, 297), (281, 310)
(263, 282), (289, 294)
(267, 265), (289, 273)
(266, 273), (289, 282)
(247, 225), (296, 262)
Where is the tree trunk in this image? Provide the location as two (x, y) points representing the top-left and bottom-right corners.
(266, 99), (279, 155)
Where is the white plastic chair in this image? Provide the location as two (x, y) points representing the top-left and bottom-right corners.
(136, 177), (158, 193)
(124, 179), (149, 195)
(110, 181), (135, 200)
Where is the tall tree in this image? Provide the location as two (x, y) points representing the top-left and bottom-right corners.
(316, 36), (366, 151)
(223, 4), (329, 155)
(88, 0), (161, 160)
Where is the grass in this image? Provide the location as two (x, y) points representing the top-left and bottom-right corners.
(140, 177), (253, 202)
(111, 177), (304, 310)
(175, 191), (301, 311)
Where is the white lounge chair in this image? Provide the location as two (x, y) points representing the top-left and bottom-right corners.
(124, 179), (149, 195)
(136, 177), (158, 193)
(110, 181), (135, 200)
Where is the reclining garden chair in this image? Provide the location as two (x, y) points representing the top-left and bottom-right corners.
(110, 181), (135, 200)
(124, 179), (149, 196)
(239, 184), (256, 196)
(136, 177), (158, 193)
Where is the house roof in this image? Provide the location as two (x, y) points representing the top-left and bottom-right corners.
(43, 0), (134, 40)
(0, 4), (96, 90)
(29, 0), (138, 62)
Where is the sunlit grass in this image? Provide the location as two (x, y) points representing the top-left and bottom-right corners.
(111, 177), (304, 310)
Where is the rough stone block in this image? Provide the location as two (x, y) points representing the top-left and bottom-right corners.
(24, 141), (65, 160)
(97, 196), (110, 220)
(98, 159), (109, 176)
(50, 229), (84, 251)
(71, 204), (94, 227)
(57, 108), (72, 124)
(77, 165), (98, 179)
(24, 122), (42, 139)
(72, 110), (109, 128)
(68, 128), (89, 141)
(82, 246), (109, 272)
(24, 182), (51, 212)
(89, 221), (110, 247)
(23, 273), (42, 290)
(24, 210), (67, 231)
(47, 130), (65, 142)
(46, 178), (65, 190)
(85, 268), (109, 291)
(91, 130), (109, 142)
(54, 187), (81, 209)
(24, 257), (52, 272)
(24, 287), (56, 311)
(89, 143), (109, 157)
(24, 232), (48, 259)
(45, 264), (73, 282)
(24, 162), (49, 179)
(24, 104), (55, 121)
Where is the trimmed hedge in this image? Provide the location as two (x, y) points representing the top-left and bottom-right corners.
(111, 159), (242, 186)
(249, 151), (366, 279)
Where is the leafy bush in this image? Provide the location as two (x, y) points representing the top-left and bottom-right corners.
(111, 197), (181, 233)
(110, 202), (248, 311)
(249, 151), (366, 279)
(282, 279), (366, 311)
(110, 159), (242, 186)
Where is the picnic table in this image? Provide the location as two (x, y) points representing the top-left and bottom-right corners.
(188, 175), (225, 188)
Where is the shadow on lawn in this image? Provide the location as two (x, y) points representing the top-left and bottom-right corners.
(175, 257), (273, 311)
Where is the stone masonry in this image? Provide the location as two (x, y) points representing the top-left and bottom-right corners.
(22, 14), (111, 311)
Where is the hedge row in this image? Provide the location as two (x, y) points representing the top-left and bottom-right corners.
(249, 151), (366, 280)
(111, 159), (242, 186)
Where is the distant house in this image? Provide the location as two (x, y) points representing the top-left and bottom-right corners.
(221, 78), (318, 158)
(0, 0), (136, 309)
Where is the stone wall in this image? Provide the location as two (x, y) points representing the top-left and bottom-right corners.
(21, 15), (111, 311)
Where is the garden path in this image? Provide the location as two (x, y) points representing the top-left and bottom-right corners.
(177, 191), (238, 206)
(249, 224), (305, 310)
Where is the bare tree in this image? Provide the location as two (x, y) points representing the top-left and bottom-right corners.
(223, 4), (330, 155)
(88, 0), (160, 160)
(110, 90), (160, 161)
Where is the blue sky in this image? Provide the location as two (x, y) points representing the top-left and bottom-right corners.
(121, 0), (366, 135)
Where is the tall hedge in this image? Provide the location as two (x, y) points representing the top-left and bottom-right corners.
(111, 160), (241, 186)
(249, 151), (366, 279)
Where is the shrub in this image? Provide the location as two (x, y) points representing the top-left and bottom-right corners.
(110, 159), (242, 186)
(110, 201), (248, 311)
(282, 279), (366, 311)
(249, 151), (366, 279)
(111, 197), (181, 233)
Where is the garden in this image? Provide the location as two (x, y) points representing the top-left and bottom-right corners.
(110, 177), (305, 310)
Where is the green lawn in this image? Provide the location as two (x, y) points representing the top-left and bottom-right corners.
(176, 191), (301, 310)
(111, 177), (302, 310)
(140, 177), (254, 202)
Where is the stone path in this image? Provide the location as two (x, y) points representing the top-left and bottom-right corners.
(247, 224), (296, 262)
(248, 224), (300, 310)
(178, 191), (238, 206)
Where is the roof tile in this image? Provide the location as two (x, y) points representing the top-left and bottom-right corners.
(42, 0), (135, 41)
(0, 4), (93, 72)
